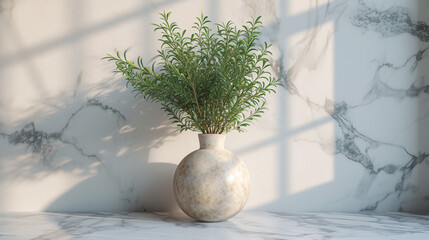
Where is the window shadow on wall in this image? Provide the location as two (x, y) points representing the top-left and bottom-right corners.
(240, 0), (429, 212)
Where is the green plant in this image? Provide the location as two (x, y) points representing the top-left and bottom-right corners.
(104, 12), (280, 134)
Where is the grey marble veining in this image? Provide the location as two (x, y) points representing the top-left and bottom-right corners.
(362, 47), (429, 105)
(0, 211), (428, 240)
(0, 98), (126, 163)
(0, 98), (138, 207)
(337, 1), (429, 211)
(351, 0), (429, 41)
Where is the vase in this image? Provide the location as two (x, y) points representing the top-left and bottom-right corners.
(173, 134), (250, 222)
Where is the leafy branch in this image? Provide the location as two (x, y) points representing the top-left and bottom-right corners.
(104, 12), (280, 134)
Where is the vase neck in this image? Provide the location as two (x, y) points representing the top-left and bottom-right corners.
(198, 134), (226, 149)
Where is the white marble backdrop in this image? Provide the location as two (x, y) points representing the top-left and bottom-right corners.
(0, 0), (428, 212)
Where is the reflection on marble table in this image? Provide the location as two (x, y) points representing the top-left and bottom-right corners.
(0, 211), (428, 240)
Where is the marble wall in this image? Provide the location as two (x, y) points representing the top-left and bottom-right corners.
(0, 0), (428, 212)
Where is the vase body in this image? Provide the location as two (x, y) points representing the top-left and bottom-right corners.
(173, 134), (250, 222)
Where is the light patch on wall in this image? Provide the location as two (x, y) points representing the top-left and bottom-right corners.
(88, 161), (102, 169)
(116, 146), (129, 157)
(288, 20), (335, 129)
(119, 125), (136, 134)
(287, 120), (335, 194)
(286, 19), (335, 195)
(101, 135), (113, 142)
(287, 0), (331, 16)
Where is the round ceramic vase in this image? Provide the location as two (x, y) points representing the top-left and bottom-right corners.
(173, 134), (250, 222)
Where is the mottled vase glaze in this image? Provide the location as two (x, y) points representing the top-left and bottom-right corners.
(173, 134), (250, 222)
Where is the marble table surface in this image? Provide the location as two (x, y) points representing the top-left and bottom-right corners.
(0, 211), (428, 240)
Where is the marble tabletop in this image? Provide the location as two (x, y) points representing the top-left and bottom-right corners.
(0, 211), (428, 240)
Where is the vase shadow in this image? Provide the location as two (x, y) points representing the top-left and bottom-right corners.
(45, 162), (179, 212)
